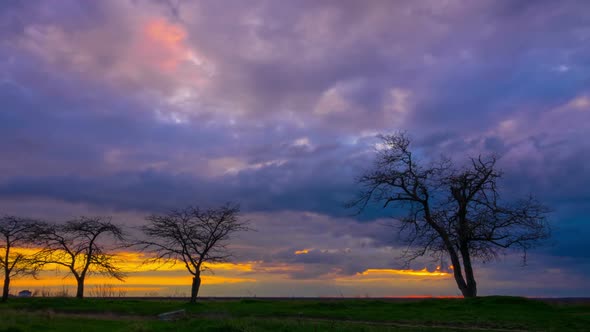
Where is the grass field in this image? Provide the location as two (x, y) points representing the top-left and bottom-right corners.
(1, 296), (589, 331)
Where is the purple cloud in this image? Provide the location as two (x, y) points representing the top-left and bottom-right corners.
(1, 0), (590, 296)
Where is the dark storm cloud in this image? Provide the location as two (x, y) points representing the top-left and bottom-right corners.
(0, 155), (362, 217)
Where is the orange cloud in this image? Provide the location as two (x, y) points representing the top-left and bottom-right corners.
(146, 19), (186, 45)
(141, 18), (189, 71)
(294, 249), (312, 255)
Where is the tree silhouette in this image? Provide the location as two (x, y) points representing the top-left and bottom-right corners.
(137, 204), (248, 303)
(0, 216), (43, 302)
(350, 133), (550, 298)
(34, 216), (126, 298)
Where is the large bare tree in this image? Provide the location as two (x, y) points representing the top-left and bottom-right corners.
(350, 133), (550, 298)
(137, 204), (248, 303)
(0, 216), (43, 302)
(34, 216), (126, 298)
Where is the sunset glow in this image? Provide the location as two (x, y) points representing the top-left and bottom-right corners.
(357, 268), (450, 278)
(6, 246), (457, 296)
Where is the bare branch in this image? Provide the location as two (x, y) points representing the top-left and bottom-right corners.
(134, 203), (249, 303)
(1, 215), (46, 302)
(349, 133), (550, 298)
(32, 216), (127, 298)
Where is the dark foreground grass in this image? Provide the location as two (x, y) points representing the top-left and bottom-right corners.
(1, 296), (589, 332)
(0, 311), (467, 332)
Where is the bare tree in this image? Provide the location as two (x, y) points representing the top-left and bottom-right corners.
(0, 216), (43, 302)
(137, 204), (248, 303)
(34, 216), (126, 299)
(350, 133), (550, 298)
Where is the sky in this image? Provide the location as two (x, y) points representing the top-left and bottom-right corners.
(1, 0), (589, 297)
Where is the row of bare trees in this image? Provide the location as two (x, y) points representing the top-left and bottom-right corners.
(0, 204), (246, 303)
(2, 133), (551, 301)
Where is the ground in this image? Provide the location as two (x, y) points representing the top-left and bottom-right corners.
(1, 296), (589, 331)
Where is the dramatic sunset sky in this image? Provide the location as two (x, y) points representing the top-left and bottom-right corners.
(1, 0), (589, 297)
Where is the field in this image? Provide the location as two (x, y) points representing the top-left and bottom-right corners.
(1, 296), (589, 331)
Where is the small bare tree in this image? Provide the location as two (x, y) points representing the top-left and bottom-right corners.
(137, 204), (248, 303)
(34, 216), (126, 299)
(350, 133), (550, 298)
(0, 216), (43, 302)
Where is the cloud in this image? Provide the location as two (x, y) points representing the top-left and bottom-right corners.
(1, 0), (590, 296)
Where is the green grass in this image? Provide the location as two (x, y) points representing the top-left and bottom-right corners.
(0, 312), (468, 332)
(1, 296), (589, 331)
(3, 297), (182, 316)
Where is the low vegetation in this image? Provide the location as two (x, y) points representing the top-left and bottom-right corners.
(1, 296), (589, 331)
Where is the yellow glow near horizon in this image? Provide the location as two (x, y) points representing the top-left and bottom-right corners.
(12, 273), (255, 287)
(358, 268), (450, 277)
(5, 247), (254, 273)
(333, 267), (452, 285)
(5, 246), (457, 296)
(294, 249), (312, 255)
(113, 251), (255, 273)
(5, 248), (448, 278)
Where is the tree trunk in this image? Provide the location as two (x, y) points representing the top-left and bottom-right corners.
(459, 244), (477, 298)
(190, 274), (201, 304)
(446, 248), (473, 298)
(461, 282), (477, 298)
(75, 277), (85, 299)
(1, 274), (9, 302)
